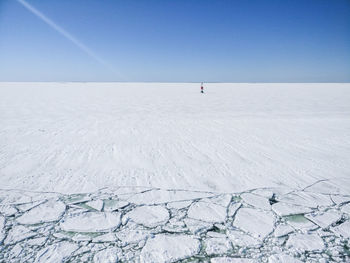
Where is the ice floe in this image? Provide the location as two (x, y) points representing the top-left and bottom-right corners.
(34, 241), (78, 263)
(17, 200), (65, 225)
(241, 193), (271, 210)
(271, 202), (312, 216)
(233, 208), (274, 240)
(60, 212), (121, 232)
(0, 183), (349, 262)
(187, 201), (226, 223)
(286, 233), (324, 251)
(93, 247), (121, 263)
(126, 205), (169, 228)
(305, 210), (342, 228)
(140, 234), (200, 263)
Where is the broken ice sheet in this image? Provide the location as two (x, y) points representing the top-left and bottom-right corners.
(93, 247), (122, 263)
(103, 199), (129, 212)
(86, 200), (104, 211)
(16, 200), (66, 225)
(187, 200), (226, 223)
(268, 253), (302, 263)
(0, 205), (17, 216)
(273, 224), (294, 238)
(226, 229), (261, 247)
(227, 202), (241, 217)
(331, 194), (350, 205)
(184, 218), (213, 235)
(17, 200), (46, 213)
(140, 234), (200, 263)
(0, 215), (5, 243)
(125, 205), (169, 228)
(272, 202), (312, 217)
(64, 194), (91, 205)
(278, 191), (333, 208)
(4, 225), (36, 245)
(305, 210), (342, 229)
(92, 232), (117, 243)
(115, 226), (152, 246)
(205, 237), (232, 255)
(166, 200), (193, 210)
(285, 214), (317, 232)
(286, 232), (324, 251)
(331, 221), (350, 238)
(341, 203), (350, 214)
(211, 257), (255, 263)
(60, 212), (121, 232)
(34, 241), (79, 263)
(233, 208), (274, 240)
(241, 193), (270, 210)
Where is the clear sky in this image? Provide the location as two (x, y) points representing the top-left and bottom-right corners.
(0, 0), (349, 82)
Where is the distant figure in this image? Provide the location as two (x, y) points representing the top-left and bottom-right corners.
(201, 82), (204, 93)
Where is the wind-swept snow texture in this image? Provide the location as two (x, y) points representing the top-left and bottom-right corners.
(0, 82), (349, 194)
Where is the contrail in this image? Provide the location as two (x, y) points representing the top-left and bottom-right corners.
(17, 0), (119, 75)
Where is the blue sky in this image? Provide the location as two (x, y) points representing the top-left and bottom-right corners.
(0, 0), (349, 82)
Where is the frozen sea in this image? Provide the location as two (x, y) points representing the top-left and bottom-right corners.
(0, 82), (350, 262)
(0, 82), (349, 193)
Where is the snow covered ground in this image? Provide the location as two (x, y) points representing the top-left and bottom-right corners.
(0, 82), (350, 262)
(0, 82), (349, 193)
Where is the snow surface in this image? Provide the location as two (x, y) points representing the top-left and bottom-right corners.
(1, 82), (349, 193)
(1, 82), (350, 262)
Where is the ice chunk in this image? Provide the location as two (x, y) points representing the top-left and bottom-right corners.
(331, 221), (350, 238)
(116, 227), (152, 246)
(205, 237), (232, 255)
(211, 257), (254, 263)
(305, 210), (342, 229)
(0, 215), (5, 243)
(187, 201), (226, 223)
(17, 200), (66, 225)
(286, 233), (324, 251)
(140, 234), (200, 263)
(278, 192), (332, 208)
(9, 243), (22, 259)
(167, 200), (193, 210)
(341, 203), (350, 214)
(72, 233), (92, 242)
(93, 247), (122, 263)
(92, 232), (117, 243)
(4, 225), (36, 245)
(272, 202), (312, 216)
(184, 218), (213, 235)
(163, 218), (186, 233)
(26, 237), (47, 246)
(60, 212), (121, 232)
(126, 205), (169, 228)
(227, 229), (260, 247)
(103, 199), (129, 212)
(0, 205), (17, 216)
(285, 214), (317, 232)
(233, 208), (274, 240)
(273, 224), (294, 238)
(17, 200), (45, 212)
(205, 194), (232, 208)
(86, 200), (104, 211)
(241, 193), (270, 210)
(268, 254), (302, 263)
(331, 195), (350, 204)
(34, 241), (78, 263)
